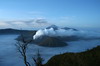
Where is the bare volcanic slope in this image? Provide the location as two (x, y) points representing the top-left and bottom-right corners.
(37, 37), (67, 47)
(33, 25), (79, 47)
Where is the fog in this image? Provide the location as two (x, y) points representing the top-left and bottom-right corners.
(0, 33), (100, 66)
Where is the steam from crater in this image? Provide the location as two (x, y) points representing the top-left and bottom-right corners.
(33, 27), (100, 40)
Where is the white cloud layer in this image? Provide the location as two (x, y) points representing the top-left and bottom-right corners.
(0, 19), (52, 30)
(33, 28), (100, 40)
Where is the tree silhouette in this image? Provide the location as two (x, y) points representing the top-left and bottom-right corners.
(32, 49), (44, 66)
(15, 32), (32, 66)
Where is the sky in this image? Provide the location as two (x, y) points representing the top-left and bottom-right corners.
(0, 0), (100, 29)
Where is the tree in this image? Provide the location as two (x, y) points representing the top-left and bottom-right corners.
(15, 31), (44, 66)
(32, 49), (44, 66)
(15, 32), (31, 66)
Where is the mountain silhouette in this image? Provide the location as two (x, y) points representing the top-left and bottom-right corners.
(34, 36), (67, 47)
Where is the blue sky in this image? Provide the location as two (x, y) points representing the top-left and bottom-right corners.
(0, 0), (100, 28)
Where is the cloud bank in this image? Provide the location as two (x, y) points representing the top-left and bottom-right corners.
(33, 28), (100, 40)
(0, 18), (51, 30)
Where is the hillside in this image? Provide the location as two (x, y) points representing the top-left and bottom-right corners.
(38, 37), (67, 47)
(45, 46), (100, 66)
(0, 28), (36, 42)
(0, 28), (36, 35)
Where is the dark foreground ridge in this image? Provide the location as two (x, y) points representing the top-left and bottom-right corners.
(45, 46), (100, 66)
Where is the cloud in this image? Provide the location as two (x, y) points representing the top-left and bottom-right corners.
(33, 27), (100, 40)
(0, 19), (52, 30)
(0, 21), (12, 29)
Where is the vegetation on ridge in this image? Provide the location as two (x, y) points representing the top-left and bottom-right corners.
(45, 46), (100, 66)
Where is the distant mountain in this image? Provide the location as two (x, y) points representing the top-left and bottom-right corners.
(46, 25), (78, 31)
(0, 28), (20, 34)
(61, 27), (78, 31)
(46, 25), (58, 30)
(32, 25), (80, 47)
(33, 35), (81, 47)
(36, 36), (67, 47)
(0, 28), (36, 35)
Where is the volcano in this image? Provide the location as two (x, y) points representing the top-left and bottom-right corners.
(36, 37), (67, 47)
